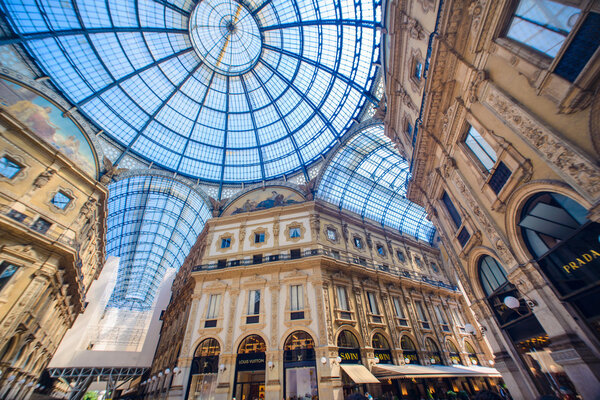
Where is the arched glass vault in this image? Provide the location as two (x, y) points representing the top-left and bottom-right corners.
(106, 174), (211, 310)
(317, 124), (436, 243)
(2, 0), (381, 184)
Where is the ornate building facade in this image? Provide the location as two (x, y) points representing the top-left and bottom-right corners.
(385, 0), (600, 398)
(143, 187), (500, 400)
(0, 107), (107, 398)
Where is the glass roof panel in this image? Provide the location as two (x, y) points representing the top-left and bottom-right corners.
(317, 125), (436, 243)
(4, 0), (380, 184)
(106, 175), (211, 310)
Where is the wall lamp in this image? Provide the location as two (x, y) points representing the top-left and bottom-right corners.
(332, 356), (342, 365)
(320, 356), (327, 365)
(173, 367), (181, 374)
(267, 361), (275, 369)
(404, 357), (411, 364)
(219, 364), (227, 372)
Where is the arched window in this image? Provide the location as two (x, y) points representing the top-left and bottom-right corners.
(238, 335), (267, 354)
(465, 342), (479, 365)
(479, 255), (508, 296)
(337, 330), (359, 349)
(447, 341), (461, 365)
(372, 333), (390, 349)
(0, 337), (16, 361)
(373, 333), (392, 364)
(195, 338), (220, 358)
(400, 336), (420, 365)
(519, 192), (587, 259)
(425, 338), (443, 365)
(400, 336), (416, 351)
(284, 331), (315, 362)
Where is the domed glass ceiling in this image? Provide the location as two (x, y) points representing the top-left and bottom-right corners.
(3, 0), (381, 183)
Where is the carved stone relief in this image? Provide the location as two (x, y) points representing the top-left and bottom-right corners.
(482, 83), (600, 199)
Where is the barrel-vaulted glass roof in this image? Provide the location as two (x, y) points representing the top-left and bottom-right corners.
(317, 124), (436, 243)
(106, 174), (211, 310)
(2, 0), (381, 183)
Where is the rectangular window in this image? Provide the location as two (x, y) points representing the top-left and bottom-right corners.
(367, 292), (379, 315)
(465, 126), (497, 172)
(217, 259), (227, 268)
(253, 254), (263, 264)
(457, 227), (471, 247)
(377, 245), (385, 256)
(0, 261), (19, 291)
(406, 120), (413, 138)
(354, 237), (362, 248)
(442, 192), (462, 229)
(51, 191), (72, 210)
(248, 290), (260, 315)
(415, 301), (428, 321)
(434, 305), (447, 324)
(31, 218), (52, 234)
(414, 257), (422, 268)
(221, 237), (231, 248)
(452, 308), (465, 326)
(254, 232), (265, 243)
(290, 284), (303, 311)
(506, 0), (578, 58)
(488, 161), (512, 194)
(337, 286), (349, 311)
(289, 227), (301, 238)
(290, 249), (301, 259)
(0, 156), (21, 179)
(396, 250), (405, 262)
(327, 228), (337, 241)
(332, 250), (340, 260)
(393, 297), (405, 319)
(206, 294), (221, 319)
(414, 61), (423, 80)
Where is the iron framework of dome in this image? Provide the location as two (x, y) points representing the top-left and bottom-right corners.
(2, 0), (381, 184)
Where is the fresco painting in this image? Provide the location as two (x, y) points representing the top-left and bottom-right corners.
(0, 78), (97, 177)
(223, 187), (305, 216)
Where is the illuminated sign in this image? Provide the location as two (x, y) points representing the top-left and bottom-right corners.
(536, 222), (600, 299)
(403, 351), (420, 365)
(339, 349), (361, 363)
(236, 353), (266, 371)
(374, 350), (393, 364)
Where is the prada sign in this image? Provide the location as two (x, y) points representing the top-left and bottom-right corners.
(236, 352), (266, 371)
(339, 349), (361, 364)
(374, 350), (393, 364)
(536, 222), (600, 299)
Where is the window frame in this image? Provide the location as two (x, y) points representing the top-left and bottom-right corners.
(290, 284), (304, 311)
(206, 293), (221, 319)
(0, 155), (23, 180)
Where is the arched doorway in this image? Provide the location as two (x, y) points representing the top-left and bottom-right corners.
(519, 192), (600, 339)
(234, 335), (266, 400)
(478, 254), (576, 396)
(447, 341), (461, 365)
(283, 331), (318, 400)
(188, 338), (220, 400)
(424, 338), (443, 365)
(400, 336), (419, 365)
(372, 333), (392, 364)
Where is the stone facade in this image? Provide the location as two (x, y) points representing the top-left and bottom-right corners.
(386, 0), (600, 398)
(144, 195), (494, 399)
(0, 109), (107, 399)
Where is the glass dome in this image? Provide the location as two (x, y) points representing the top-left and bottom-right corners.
(3, 0), (381, 183)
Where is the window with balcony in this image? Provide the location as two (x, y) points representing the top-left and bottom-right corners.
(290, 284), (304, 320)
(367, 292), (382, 323)
(247, 289), (260, 324)
(393, 296), (409, 326)
(415, 300), (430, 329)
(205, 293), (221, 327)
(337, 286), (352, 320)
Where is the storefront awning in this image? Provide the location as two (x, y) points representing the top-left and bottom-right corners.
(340, 364), (381, 383)
(373, 364), (501, 379)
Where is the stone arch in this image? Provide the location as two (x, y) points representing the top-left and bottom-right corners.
(279, 327), (319, 350)
(504, 180), (591, 264)
(335, 326), (364, 348)
(189, 335), (225, 359)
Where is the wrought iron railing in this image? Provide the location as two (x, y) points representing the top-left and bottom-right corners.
(192, 248), (459, 292)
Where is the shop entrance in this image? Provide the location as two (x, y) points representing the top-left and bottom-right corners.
(283, 331), (318, 400)
(234, 335), (267, 400)
(187, 338), (220, 400)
